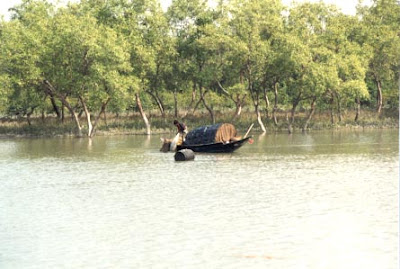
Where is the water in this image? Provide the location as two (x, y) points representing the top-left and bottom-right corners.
(0, 129), (398, 269)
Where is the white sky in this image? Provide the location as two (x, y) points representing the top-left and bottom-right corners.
(0, 0), (372, 20)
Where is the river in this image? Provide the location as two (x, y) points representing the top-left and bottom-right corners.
(0, 129), (398, 268)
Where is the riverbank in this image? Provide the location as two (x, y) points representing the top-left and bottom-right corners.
(0, 109), (398, 138)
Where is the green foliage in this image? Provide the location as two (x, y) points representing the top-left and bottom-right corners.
(358, 0), (400, 110)
(0, 0), (398, 132)
(0, 15), (45, 118)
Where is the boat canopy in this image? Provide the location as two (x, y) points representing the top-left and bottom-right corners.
(184, 123), (238, 145)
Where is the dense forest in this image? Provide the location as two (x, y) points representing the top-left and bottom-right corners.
(0, 0), (399, 137)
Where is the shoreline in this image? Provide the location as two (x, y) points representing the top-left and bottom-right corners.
(0, 122), (398, 139)
(1, 110), (398, 138)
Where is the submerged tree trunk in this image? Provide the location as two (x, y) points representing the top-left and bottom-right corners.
(79, 95), (111, 138)
(79, 96), (93, 138)
(135, 93), (151, 135)
(272, 82), (279, 126)
(255, 102), (266, 133)
(302, 97), (316, 132)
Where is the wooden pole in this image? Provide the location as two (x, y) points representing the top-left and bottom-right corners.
(244, 123), (254, 138)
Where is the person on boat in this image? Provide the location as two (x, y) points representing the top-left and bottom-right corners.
(170, 120), (188, 151)
(173, 120), (188, 138)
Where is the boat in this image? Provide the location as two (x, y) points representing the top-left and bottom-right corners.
(175, 123), (253, 153)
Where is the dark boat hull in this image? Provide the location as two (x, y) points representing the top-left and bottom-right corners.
(177, 137), (251, 153)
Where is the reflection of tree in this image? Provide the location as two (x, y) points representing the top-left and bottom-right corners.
(144, 135), (151, 148)
(258, 133), (266, 142)
(87, 138), (93, 151)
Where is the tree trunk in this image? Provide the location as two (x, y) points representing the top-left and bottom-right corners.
(375, 77), (383, 115)
(135, 93), (151, 135)
(355, 97), (361, 122)
(48, 92), (61, 119)
(246, 62), (265, 133)
(329, 91), (335, 124)
(263, 87), (270, 118)
(272, 82), (279, 126)
(78, 110), (84, 119)
(147, 91), (165, 117)
(61, 103), (65, 123)
(330, 104), (334, 124)
(216, 81), (245, 121)
(43, 80), (82, 136)
(68, 107), (82, 136)
(183, 85), (196, 119)
(79, 96), (93, 138)
(234, 105), (242, 119)
(191, 85), (204, 116)
(89, 98), (111, 138)
(102, 110), (107, 126)
(288, 96), (300, 134)
(26, 108), (34, 126)
(302, 97), (316, 132)
(232, 94), (243, 121)
(41, 109), (45, 123)
(192, 98), (202, 115)
(199, 86), (215, 124)
(255, 102), (266, 133)
(337, 93), (342, 122)
(174, 89), (178, 118)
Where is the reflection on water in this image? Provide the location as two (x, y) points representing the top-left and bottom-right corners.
(0, 129), (398, 268)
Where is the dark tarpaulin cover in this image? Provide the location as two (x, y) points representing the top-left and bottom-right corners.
(184, 123), (238, 145)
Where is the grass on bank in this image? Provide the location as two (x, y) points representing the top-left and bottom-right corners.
(0, 108), (398, 137)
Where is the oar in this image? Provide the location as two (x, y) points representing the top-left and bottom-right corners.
(243, 123), (254, 138)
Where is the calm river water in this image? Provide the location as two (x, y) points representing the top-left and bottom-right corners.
(0, 129), (398, 269)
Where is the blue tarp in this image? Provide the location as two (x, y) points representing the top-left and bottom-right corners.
(184, 123), (223, 145)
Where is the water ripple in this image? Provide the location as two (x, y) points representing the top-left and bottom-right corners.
(0, 131), (398, 268)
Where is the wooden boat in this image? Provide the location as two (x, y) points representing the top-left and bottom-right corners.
(161, 123), (254, 153)
(175, 123), (253, 153)
(177, 136), (252, 153)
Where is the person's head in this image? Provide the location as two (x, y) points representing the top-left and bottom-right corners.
(173, 120), (179, 125)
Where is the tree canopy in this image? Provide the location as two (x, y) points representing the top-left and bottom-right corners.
(0, 0), (398, 136)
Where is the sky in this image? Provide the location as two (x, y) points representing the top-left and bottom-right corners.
(0, 0), (372, 20)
